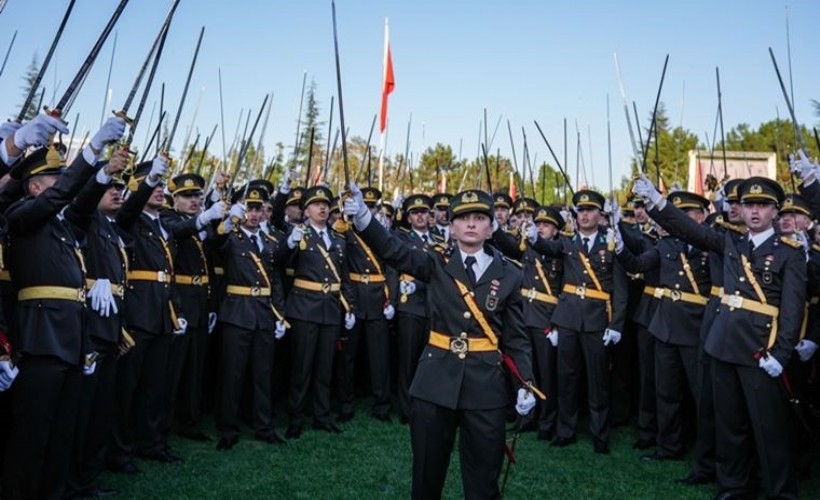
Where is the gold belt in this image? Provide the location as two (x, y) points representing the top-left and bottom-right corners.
(428, 330), (498, 359)
(563, 284), (611, 301)
(85, 279), (125, 298)
(174, 274), (210, 286)
(652, 287), (708, 306)
(520, 288), (558, 305)
(643, 286), (657, 297)
(226, 285), (271, 297)
(293, 278), (340, 294)
(710, 286), (724, 298)
(720, 294), (779, 318)
(18, 286), (86, 303)
(0, 270), (10, 282)
(127, 270), (171, 283)
(349, 273), (386, 284)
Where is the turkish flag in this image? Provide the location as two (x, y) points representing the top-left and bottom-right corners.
(379, 20), (395, 133)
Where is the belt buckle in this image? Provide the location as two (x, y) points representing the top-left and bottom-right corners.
(670, 290), (682, 302)
(575, 285), (587, 299)
(653, 288), (664, 299)
(78, 289), (87, 302)
(527, 288), (537, 301)
(114, 284), (125, 297)
(727, 295), (743, 310)
(449, 338), (468, 358)
(192, 275), (202, 286)
(322, 283), (331, 294)
(157, 271), (167, 283)
(361, 274), (370, 285)
(251, 286), (261, 297)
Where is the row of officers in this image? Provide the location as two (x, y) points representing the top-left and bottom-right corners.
(0, 113), (818, 499)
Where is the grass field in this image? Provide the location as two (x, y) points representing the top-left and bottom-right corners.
(97, 406), (820, 499)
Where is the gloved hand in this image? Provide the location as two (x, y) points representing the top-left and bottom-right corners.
(383, 304), (395, 320)
(527, 222), (538, 244)
(344, 312), (356, 330)
(0, 358), (19, 391)
(611, 201), (621, 227)
(229, 203), (245, 222)
(515, 387), (536, 416)
(758, 354), (783, 377)
(90, 116), (127, 152)
(492, 218), (500, 233)
(546, 328), (559, 347)
(208, 312), (218, 334)
(0, 120), (22, 141)
(343, 183), (369, 223)
(632, 174), (663, 207)
(399, 279), (416, 296)
(613, 227), (624, 254)
(88, 279), (118, 318)
(274, 320), (286, 339)
(796, 339), (819, 362)
(287, 224), (305, 250)
(173, 317), (188, 336)
(603, 328), (622, 346)
(13, 113), (69, 150)
(790, 150), (817, 183)
(83, 353), (98, 376)
(198, 201), (225, 227)
(279, 169), (295, 194)
(713, 185), (726, 207)
(146, 155), (169, 186)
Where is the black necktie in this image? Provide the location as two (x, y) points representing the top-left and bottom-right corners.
(582, 237), (590, 253)
(749, 239), (755, 255)
(464, 256), (477, 288)
(250, 234), (259, 254)
(318, 230), (327, 249)
(422, 234), (429, 243)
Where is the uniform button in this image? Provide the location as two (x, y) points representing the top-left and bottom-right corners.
(460, 332), (468, 339)
(678, 271), (684, 276)
(427, 353), (432, 358)
(458, 353), (466, 360)
(583, 270), (588, 274)
(463, 311), (472, 319)
(674, 284), (680, 289)
(739, 277), (746, 282)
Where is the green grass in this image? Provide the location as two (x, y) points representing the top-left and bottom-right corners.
(101, 411), (818, 499)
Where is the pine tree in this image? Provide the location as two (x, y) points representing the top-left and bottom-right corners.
(19, 53), (40, 120)
(296, 79), (325, 183)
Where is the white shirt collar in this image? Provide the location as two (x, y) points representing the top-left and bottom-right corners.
(413, 229), (430, 240)
(309, 223), (331, 247)
(749, 227), (775, 249)
(460, 247), (492, 282)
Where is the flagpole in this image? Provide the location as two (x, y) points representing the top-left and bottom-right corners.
(378, 17), (389, 193)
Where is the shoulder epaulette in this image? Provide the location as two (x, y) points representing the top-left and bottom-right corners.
(560, 229), (575, 238)
(398, 227), (410, 234)
(780, 236), (802, 249)
(715, 219), (748, 235)
(504, 257), (523, 268)
(811, 243), (820, 253)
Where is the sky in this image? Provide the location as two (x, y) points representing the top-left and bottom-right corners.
(0, 0), (818, 188)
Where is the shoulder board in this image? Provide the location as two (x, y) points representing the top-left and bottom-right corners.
(560, 229), (575, 238)
(504, 257), (523, 268)
(398, 227), (410, 234)
(431, 233), (446, 243)
(716, 220), (748, 235)
(432, 242), (448, 254)
(780, 236), (802, 249)
(812, 243), (820, 253)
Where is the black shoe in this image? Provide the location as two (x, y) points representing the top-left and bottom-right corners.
(641, 451), (684, 462)
(373, 413), (392, 423)
(337, 412), (354, 423)
(216, 435), (239, 451)
(255, 431), (286, 445)
(106, 461), (140, 475)
(179, 429), (211, 442)
(676, 472), (715, 485)
(632, 438), (655, 450)
(537, 429), (555, 441)
(551, 436), (577, 448)
(313, 421), (343, 434)
(593, 439), (610, 454)
(285, 425), (303, 439)
(139, 449), (183, 463)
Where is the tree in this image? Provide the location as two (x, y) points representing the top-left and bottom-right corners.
(632, 101), (700, 189)
(19, 53), (40, 120)
(295, 79), (325, 184)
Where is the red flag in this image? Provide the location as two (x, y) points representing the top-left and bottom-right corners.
(694, 160), (704, 196)
(379, 19), (395, 133)
(509, 171), (517, 200)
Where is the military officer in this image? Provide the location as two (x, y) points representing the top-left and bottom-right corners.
(493, 192), (513, 229)
(634, 175), (804, 499)
(344, 185), (537, 499)
(431, 193), (452, 242)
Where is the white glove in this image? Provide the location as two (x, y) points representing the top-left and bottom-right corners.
(713, 186), (726, 207)
(632, 174), (663, 207)
(344, 312), (356, 330)
(0, 359), (19, 391)
(399, 279), (416, 296)
(13, 113), (69, 150)
(88, 278), (118, 318)
(287, 225), (305, 249)
(527, 222), (538, 244)
(275, 320), (286, 339)
(146, 155), (169, 186)
(515, 387), (536, 416)
(198, 201), (225, 227)
(613, 228), (624, 254)
(83, 355), (97, 376)
(279, 169), (295, 194)
(603, 328), (622, 346)
(208, 312), (217, 334)
(546, 328), (559, 347)
(0, 121), (22, 140)
(796, 339), (819, 362)
(383, 304), (395, 320)
(229, 203), (245, 222)
(344, 183), (370, 225)
(790, 150), (817, 183)
(173, 317), (188, 336)
(758, 354), (783, 378)
(90, 116), (126, 152)
(492, 219), (500, 233)
(611, 201), (621, 227)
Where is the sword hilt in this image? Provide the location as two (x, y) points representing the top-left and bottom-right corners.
(113, 109), (135, 126)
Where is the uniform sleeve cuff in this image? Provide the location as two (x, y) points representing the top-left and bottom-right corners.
(82, 145), (99, 166)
